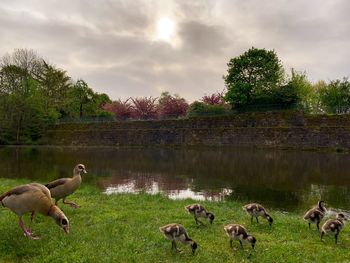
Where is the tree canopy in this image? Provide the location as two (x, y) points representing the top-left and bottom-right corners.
(224, 47), (284, 108)
(0, 49), (111, 144)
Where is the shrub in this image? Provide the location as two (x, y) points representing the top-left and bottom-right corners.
(131, 97), (158, 119)
(102, 99), (133, 120)
(187, 101), (230, 118)
(158, 92), (189, 119)
(201, 91), (225, 105)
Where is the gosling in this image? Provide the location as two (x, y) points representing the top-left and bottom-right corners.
(321, 213), (347, 244)
(243, 203), (273, 226)
(45, 164), (87, 208)
(224, 224), (256, 250)
(159, 223), (197, 254)
(185, 204), (215, 225)
(303, 200), (326, 230)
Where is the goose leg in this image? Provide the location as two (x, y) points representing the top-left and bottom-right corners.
(308, 222), (311, 229)
(256, 217), (259, 223)
(28, 211), (35, 233)
(194, 216), (204, 225)
(239, 240), (243, 249)
(230, 239), (233, 248)
(63, 198), (80, 208)
(19, 217), (39, 240)
(320, 231), (325, 241)
(335, 233), (338, 244)
(316, 221), (320, 231)
(172, 241), (181, 252)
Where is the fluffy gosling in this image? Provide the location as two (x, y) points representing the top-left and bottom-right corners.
(303, 200), (326, 230)
(321, 213), (347, 244)
(185, 204), (215, 225)
(159, 223), (198, 254)
(243, 203), (273, 226)
(224, 224), (256, 250)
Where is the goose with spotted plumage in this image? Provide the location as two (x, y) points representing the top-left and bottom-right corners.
(243, 203), (273, 226)
(185, 203), (215, 225)
(159, 223), (198, 254)
(224, 224), (256, 250)
(321, 213), (347, 244)
(303, 200), (326, 230)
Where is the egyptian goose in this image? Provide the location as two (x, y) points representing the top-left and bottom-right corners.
(224, 224), (256, 250)
(159, 223), (198, 254)
(0, 183), (69, 239)
(185, 204), (215, 225)
(321, 213), (347, 244)
(45, 164), (87, 208)
(243, 203), (273, 226)
(303, 200), (326, 230)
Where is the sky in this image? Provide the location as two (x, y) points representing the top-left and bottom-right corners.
(0, 0), (349, 101)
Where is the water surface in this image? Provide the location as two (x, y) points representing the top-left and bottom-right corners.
(1, 146), (350, 212)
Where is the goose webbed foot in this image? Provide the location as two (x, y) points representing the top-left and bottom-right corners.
(63, 199), (80, 208)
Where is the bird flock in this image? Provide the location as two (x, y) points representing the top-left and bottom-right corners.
(0, 164), (86, 239)
(0, 163), (348, 256)
(160, 201), (348, 254)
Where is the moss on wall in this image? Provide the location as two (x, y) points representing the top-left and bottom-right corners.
(40, 111), (350, 150)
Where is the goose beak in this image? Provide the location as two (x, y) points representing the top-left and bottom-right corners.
(63, 225), (69, 234)
(83, 169), (87, 174)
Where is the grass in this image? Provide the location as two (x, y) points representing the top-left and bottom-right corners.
(1, 178), (350, 263)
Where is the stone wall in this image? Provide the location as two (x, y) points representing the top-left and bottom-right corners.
(40, 111), (350, 150)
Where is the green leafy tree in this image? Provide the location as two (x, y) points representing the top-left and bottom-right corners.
(224, 47), (284, 108)
(319, 78), (350, 114)
(273, 69), (313, 110)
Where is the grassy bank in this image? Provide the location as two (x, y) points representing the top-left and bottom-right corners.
(0, 179), (350, 263)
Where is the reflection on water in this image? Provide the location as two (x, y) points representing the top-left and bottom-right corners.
(1, 146), (350, 211)
(104, 179), (233, 201)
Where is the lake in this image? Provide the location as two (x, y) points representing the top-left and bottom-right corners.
(1, 146), (350, 212)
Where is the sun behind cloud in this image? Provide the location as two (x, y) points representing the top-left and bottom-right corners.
(155, 17), (176, 43)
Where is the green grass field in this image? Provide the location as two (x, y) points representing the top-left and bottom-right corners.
(0, 178), (350, 263)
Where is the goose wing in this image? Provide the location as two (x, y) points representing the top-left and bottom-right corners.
(45, 178), (69, 190)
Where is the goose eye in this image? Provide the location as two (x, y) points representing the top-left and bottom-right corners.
(61, 219), (68, 226)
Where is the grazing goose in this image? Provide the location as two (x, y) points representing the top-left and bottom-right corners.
(243, 203), (273, 226)
(224, 224), (256, 250)
(303, 200), (326, 230)
(45, 164), (87, 208)
(0, 183), (69, 239)
(321, 213), (347, 244)
(159, 223), (198, 254)
(185, 204), (215, 225)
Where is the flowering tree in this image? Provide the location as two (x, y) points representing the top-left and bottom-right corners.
(158, 92), (189, 119)
(201, 91), (225, 105)
(102, 99), (133, 120)
(131, 96), (158, 119)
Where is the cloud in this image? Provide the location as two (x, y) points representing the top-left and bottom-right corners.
(0, 0), (349, 101)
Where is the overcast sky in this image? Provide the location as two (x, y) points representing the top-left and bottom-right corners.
(0, 0), (349, 101)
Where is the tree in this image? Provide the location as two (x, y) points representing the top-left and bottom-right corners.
(131, 97), (158, 119)
(224, 47), (284, 108)
(65, 79), (94, 118)
(201, 91), (225, 105)
(319, 78), (350, 114)
(158, 92), (189, 119)
(102, 99), (133, 120)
